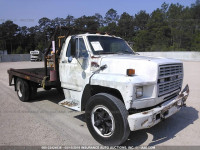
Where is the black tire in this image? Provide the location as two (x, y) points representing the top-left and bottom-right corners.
(44, 87), (51, 91)
(85, 93), (130, 146)
(16, 78), (30, 102)
(29, 82), (37, 100)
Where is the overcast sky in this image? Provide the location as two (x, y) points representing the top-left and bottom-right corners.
(0, 0), (196, 27)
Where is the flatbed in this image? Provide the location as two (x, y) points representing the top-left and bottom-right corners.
(8, 67), (59, 89)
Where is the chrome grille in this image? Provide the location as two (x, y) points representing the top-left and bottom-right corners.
(159, 64), (183, 77)
(158, 64), (183, 97)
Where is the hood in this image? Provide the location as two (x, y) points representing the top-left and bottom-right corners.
(99, 54), (182, 81)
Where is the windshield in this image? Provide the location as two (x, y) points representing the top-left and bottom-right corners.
(87, 36), (134, 55)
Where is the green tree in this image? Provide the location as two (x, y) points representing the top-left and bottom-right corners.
(133, 30), (153, 52)
(94, 13), (104, 27)
(191, 0), (200, 32)
(99, 22), (118, 35)
(15, 45), (23, 54)
(192, 32), (200, 51)
(190, 0), (200, 51)
(135, 10), (150, 30)
(0, 20), (18, 53)
(167, 3), (185, 50)
(118, 12), (134, 40)
(74, 15), (99, 31)
(146, 8), (171, 51)
(66, 15), (74, 27)
(38, 17), (51, 32)
(104, 8), (119, 25)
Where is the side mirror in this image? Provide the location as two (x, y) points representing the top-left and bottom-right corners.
(68, 56), (73, 63)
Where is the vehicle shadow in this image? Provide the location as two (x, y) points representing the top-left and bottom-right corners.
(74, 113), (86, 122)
(123, 106), (198, 146)
(28, 89), (65, 104)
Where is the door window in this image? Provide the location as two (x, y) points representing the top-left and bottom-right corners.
(66, 37), (88, 58)
(76, 38), (88, 58)
(66, 40), (71, 57)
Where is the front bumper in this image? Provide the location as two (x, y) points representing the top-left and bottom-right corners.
(128, 85), (189, 131)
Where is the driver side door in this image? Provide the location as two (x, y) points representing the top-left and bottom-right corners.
(59, 36), (89, 91)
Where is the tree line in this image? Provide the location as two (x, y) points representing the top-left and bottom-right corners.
(0, 0), (200, 54)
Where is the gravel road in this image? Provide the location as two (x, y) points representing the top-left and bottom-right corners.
(0, 61), (199, 147)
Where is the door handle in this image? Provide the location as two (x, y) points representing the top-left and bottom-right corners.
(62, 60), (67, 63)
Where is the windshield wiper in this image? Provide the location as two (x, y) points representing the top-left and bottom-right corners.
(97, 50), (133, 55)
(116, 50), (133, 54)
(124, 49), (134, 54)
(98, 51), (116, 55)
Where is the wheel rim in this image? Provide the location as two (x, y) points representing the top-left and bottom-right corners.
(17, 81), (22, 97)
(91, 105), (115, 137)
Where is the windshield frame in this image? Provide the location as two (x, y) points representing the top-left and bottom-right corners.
(86, 35), (135, 55)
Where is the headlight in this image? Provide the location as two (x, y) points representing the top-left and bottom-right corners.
(136, 87), (143, 98)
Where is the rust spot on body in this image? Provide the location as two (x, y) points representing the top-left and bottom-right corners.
(61, 101), (78, 107)
(142, 111), (149, 114)
(141, 119), (148, 126)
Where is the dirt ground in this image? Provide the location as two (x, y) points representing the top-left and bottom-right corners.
(0, 61), (199, 147)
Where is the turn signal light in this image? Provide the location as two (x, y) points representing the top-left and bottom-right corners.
(127, 69), (135, 76)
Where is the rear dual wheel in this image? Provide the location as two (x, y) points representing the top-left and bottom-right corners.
(16, 78), (29, 102)
(16, 78), (37, 102)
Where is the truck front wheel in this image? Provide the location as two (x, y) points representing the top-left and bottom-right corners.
(85, 93), (130, 146)
(16, 78), (29, 102)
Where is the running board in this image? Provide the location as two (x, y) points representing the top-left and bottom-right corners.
(58, 99), (80, 111)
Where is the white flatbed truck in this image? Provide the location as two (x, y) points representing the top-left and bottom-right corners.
(8, 30), (189, 146)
